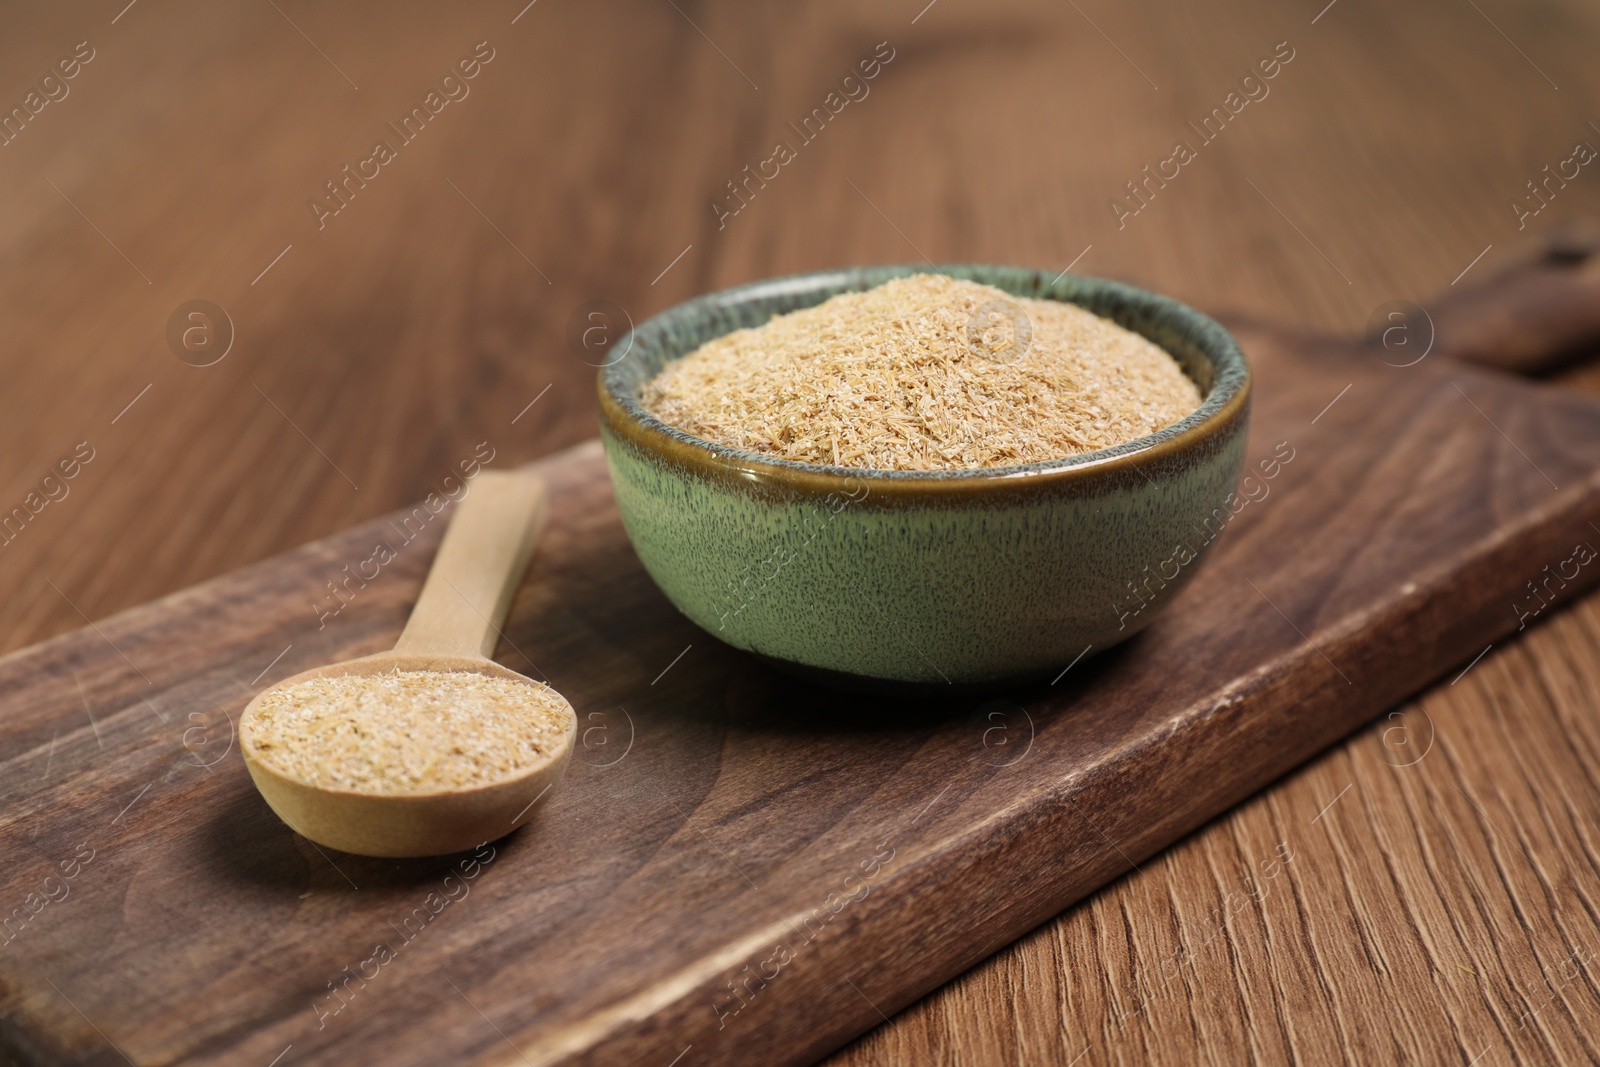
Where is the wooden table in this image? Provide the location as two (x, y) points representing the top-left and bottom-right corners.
(2, 1), (1597, 1063)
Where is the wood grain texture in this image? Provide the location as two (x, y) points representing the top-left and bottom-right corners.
(2, 276), (1599, 1065)
(1, 0), (1599, 1064)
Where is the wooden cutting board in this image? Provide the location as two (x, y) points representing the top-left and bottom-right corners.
(4, 238), (1600, 1067)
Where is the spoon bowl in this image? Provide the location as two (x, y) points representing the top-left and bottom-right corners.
(240, 472), (576, 858)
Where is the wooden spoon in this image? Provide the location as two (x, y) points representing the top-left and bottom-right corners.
(240, 470), (575, 858)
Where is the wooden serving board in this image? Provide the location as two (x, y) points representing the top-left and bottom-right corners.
(4, 242), (1600, 1067)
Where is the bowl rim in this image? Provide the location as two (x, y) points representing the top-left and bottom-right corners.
(598, 264), (1251, 500)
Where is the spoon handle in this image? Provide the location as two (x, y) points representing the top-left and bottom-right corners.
(393, 470), (549, 659)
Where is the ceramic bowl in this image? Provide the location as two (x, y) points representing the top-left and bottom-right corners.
(597, 265), (1250, 690)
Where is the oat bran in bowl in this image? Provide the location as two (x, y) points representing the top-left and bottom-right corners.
(598, 265), (1250, 690)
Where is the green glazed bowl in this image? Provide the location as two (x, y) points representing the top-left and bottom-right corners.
(598, 265), (1250, 691)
